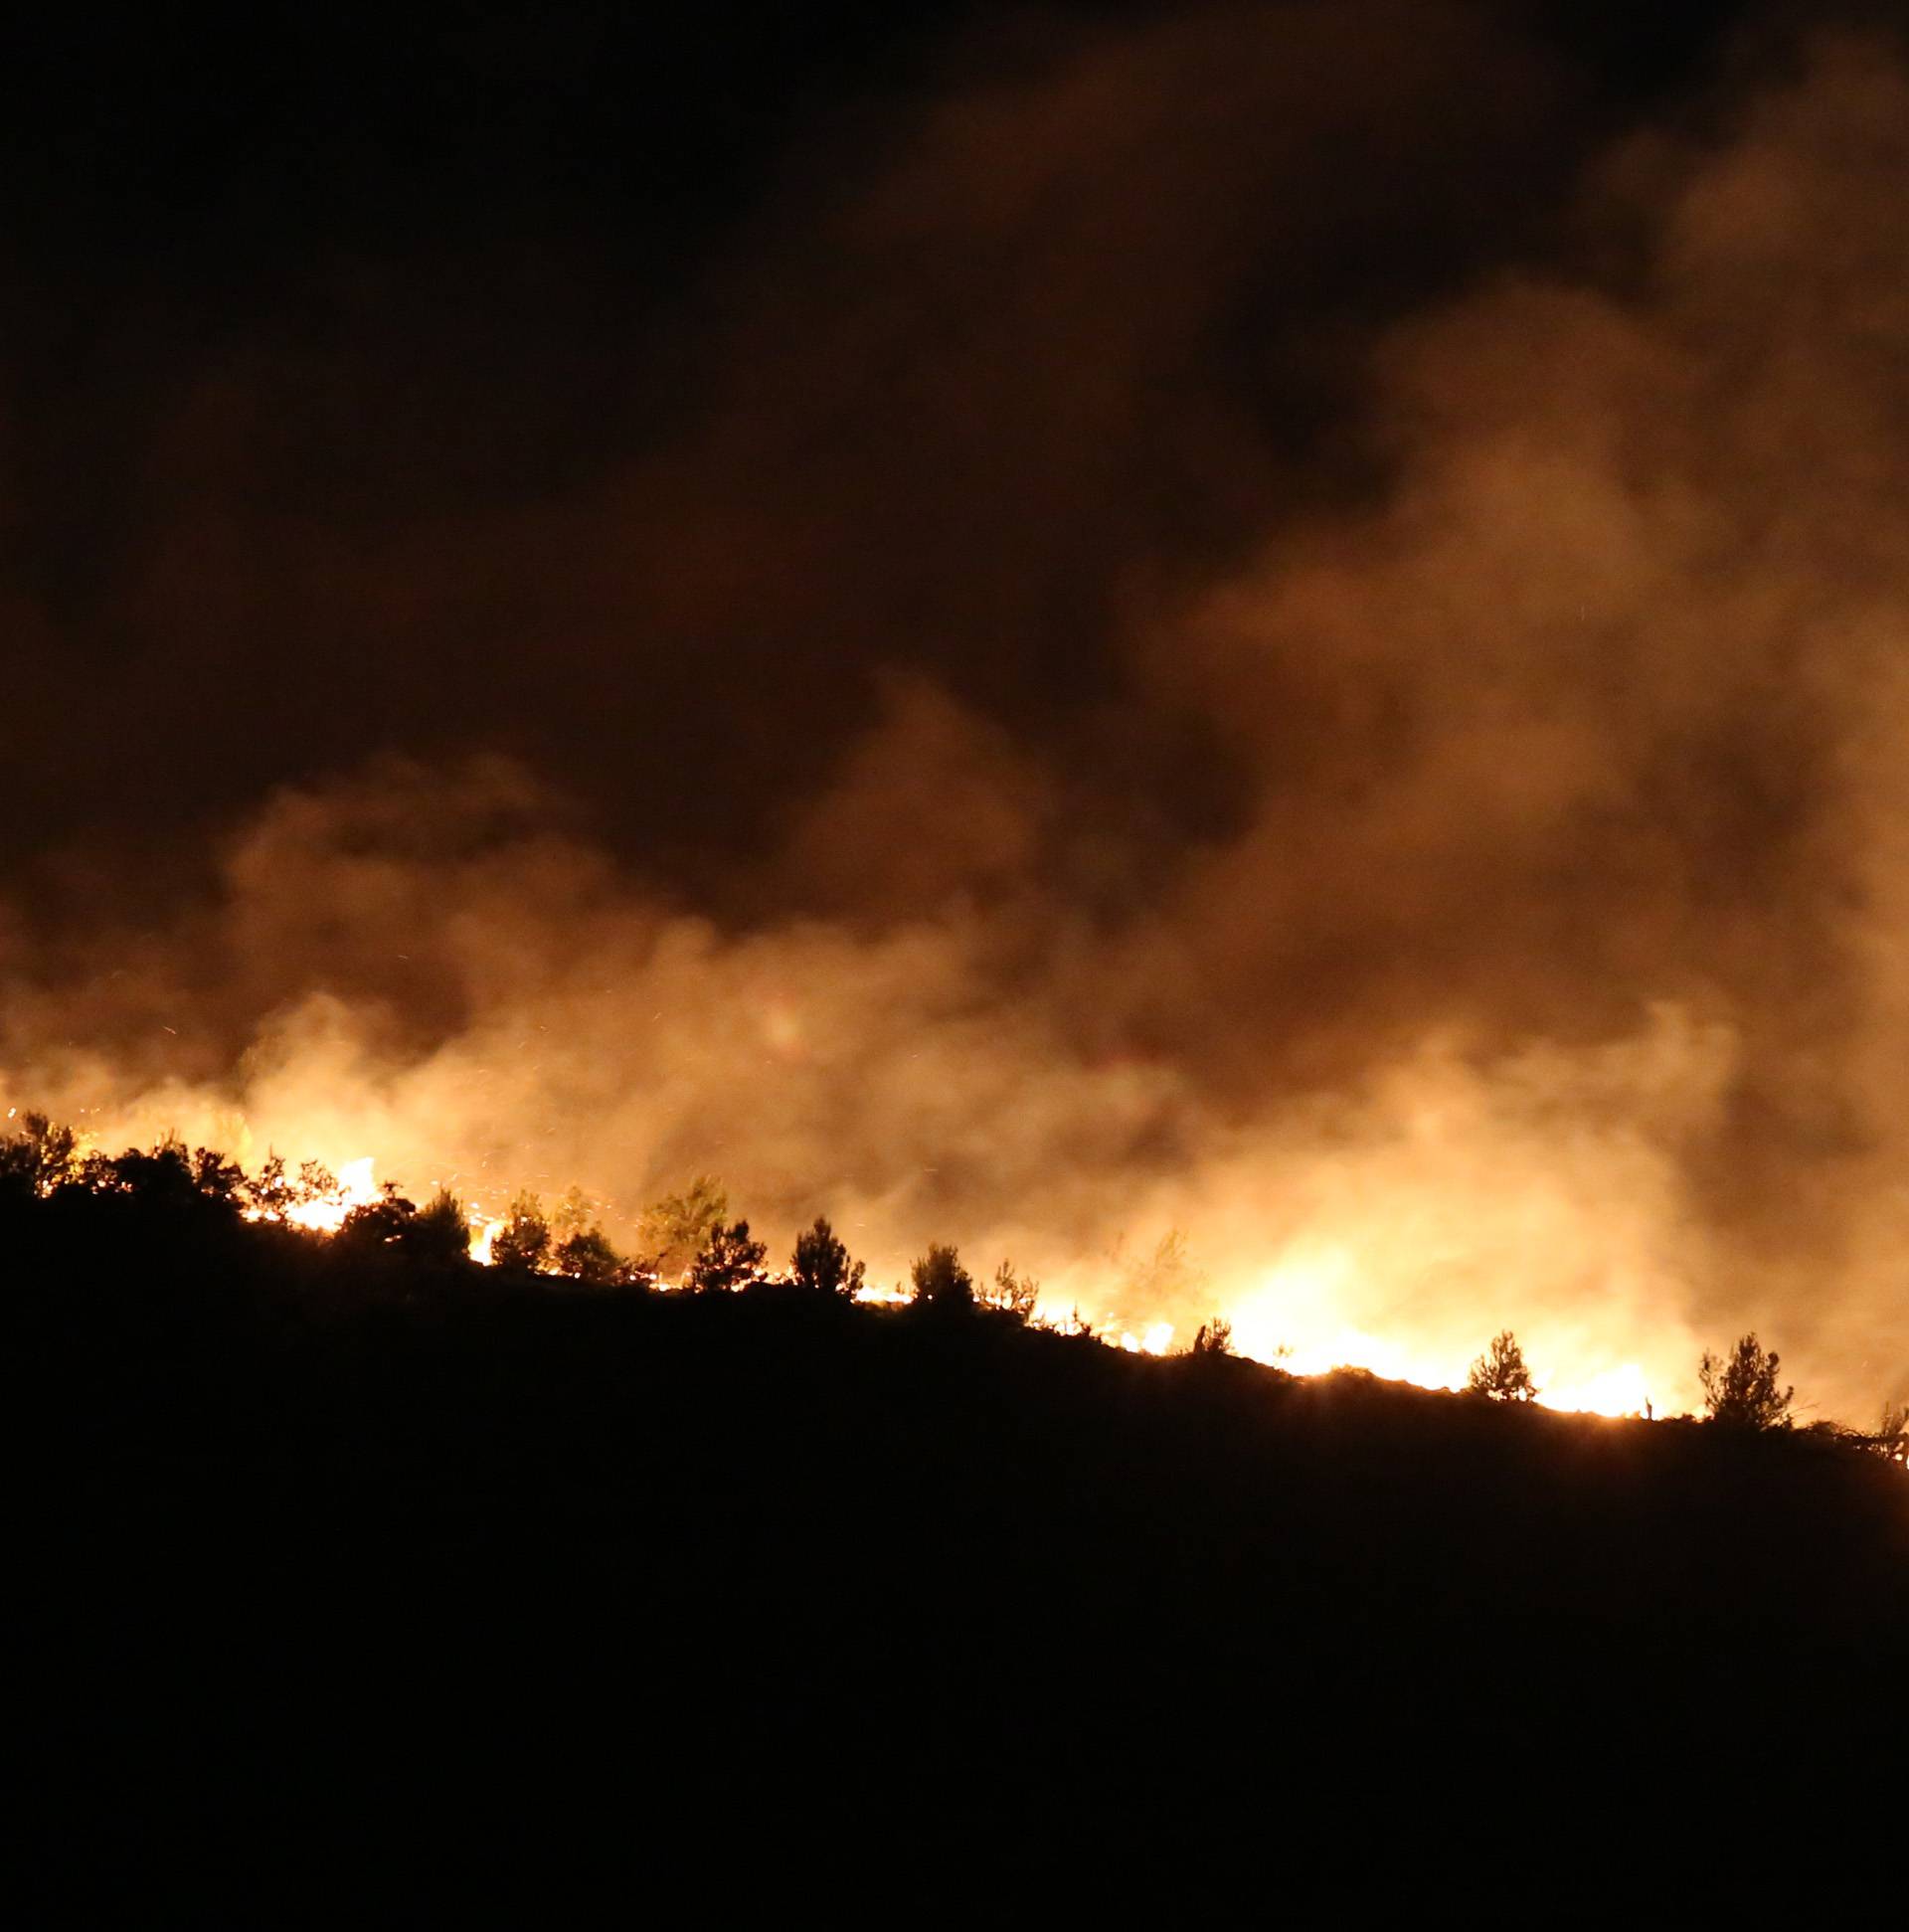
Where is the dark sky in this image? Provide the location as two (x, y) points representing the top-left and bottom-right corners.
(0, 0), (1804, 889)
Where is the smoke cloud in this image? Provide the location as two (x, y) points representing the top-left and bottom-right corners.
(3, 6), (1906, 1416)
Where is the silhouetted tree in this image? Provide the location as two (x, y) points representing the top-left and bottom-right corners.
(92, 1136), (239, 1212)
(554, 1225), (628, 1288)
(1699, 1333), (1794, 1431)
(339, 1183), (421, 1249)
(188, 1145), (247, 1206)
(790, 1216), (864, 1298)
(910, 1243), (974, 1312)
(244, 1153), (348, 1221)
(412, 1189), (472, 1267)
(0, 1112), (77, 1197)
(687, 1219), (768, 1294)
(640, 1175), (729, 1281)
(492, 1191), (552, 1273)
(1468, 1329), (1539, 1403)
(296, 1158), (338, 1202)
(244, 1153), (297, 1218)
(1191, 1316), (1234, 1356)
(1872, 1401), (1906, 1466)
(989, 1259), (1040, 1322)
(338, 1183), (468, 1266)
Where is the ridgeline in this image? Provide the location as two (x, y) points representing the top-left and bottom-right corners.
(11, 1133), (1904, 1909)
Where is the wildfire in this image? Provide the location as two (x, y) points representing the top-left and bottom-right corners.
(219, 1141), (1682, 1413)
(278, 1155), (381, 1234)
(469, 1214), (507, 1266)
(1222, 1245), (1667, 1417)
(21, 1103), (1884, 1436)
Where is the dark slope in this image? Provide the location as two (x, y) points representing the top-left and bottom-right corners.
(13, 1193), (1905, 1910)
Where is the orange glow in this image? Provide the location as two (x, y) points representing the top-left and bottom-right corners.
(271, 1154), (381, 1233)
(32, 1100), (1876, 1428)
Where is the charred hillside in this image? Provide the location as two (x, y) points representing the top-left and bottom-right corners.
(14, 1184), (1906, 1907)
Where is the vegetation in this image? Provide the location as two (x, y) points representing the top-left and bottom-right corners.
(1191, 1315), (1234, 1356)
(1700, 1332), (1795, 1431)
(1468, 1328), (1539, 1403)
(910, 1241), (974, 1311)
(492, 1191), (552, 1273)
(638, 1174), (729, 1279)
(554, 1224), (632, 1287)
(790, 1216), (864, 1298)
(1116, 1227), (1205, 1308)
(685, 1219), (769, 1294)
(5, 1108), (1902, 1909)
(988, 1258), (1040, 1322)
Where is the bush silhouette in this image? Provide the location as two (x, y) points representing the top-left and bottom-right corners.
(492, 1191), (552, 1273)
(790, 1216), (864, 1297)
(989, 1259), (1039, 1322)
(0, 1113), (78, 1197)
(554, 1225), (631, 1287)
(413, 1190), (472, 1266)
(338, 1183), (468, 1266)
(687, 1219), (768, 1294)
(910, 1243), (973, 1312)
(1191, 1316), (1234, 1356)
(1699, 1333), (1794, 1431)
(1468, 1329), (1539, 1403)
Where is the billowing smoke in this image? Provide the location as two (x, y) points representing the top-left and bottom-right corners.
(3, 8), (1906, 1417)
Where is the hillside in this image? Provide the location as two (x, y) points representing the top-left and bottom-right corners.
(13, 1182), (1905, 1909)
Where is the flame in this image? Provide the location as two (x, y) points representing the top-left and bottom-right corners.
(23, 1099), (1868, 1427)
(256, 1154), (383, 1234)
(1537, 1362), (1651, 1419)
(1220, 1243), (1662, 1413)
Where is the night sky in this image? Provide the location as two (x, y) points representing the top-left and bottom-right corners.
(3, 1), (1906, 1416)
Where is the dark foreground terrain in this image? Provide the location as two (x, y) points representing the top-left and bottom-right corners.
(13, 1185), (1905, 1911)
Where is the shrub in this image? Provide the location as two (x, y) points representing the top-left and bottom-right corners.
(1698, 1333), (1794, 1431)
(790, 1216), (864, 1298)
(1467, 1329), (1539, 1403)
(910, 1243), (974, 1312)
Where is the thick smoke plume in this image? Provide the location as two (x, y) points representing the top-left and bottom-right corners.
(3, 8), (1906, 1415)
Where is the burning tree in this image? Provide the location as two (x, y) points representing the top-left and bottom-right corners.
(1698, 1333), (1794, 1431)
(0, 1113), (78, 1197)
(1467, 1329), (1539, 1403)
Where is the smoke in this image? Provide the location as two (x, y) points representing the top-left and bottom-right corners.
(3, 8), (1907, 1415)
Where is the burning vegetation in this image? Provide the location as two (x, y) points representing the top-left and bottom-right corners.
(4, 1107), (1901, 1459)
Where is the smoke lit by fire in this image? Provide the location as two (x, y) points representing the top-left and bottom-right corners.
(3, 15), (1906, 1425)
